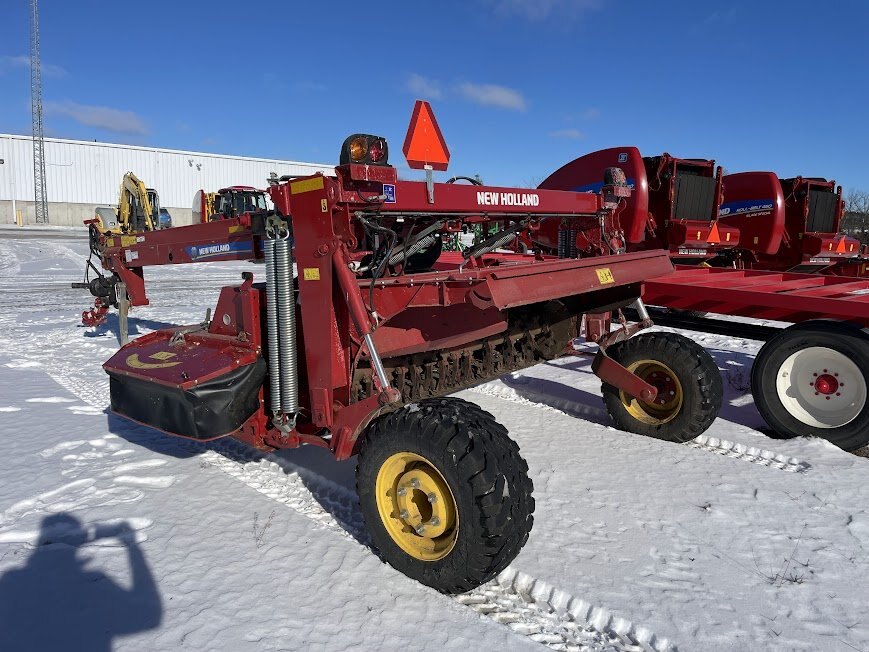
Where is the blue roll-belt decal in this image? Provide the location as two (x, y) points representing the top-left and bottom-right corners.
(572, 179), (636, 193)
(719, 199), (774, 216)
(186, 240), (254, 260)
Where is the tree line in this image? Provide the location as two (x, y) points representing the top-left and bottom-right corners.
(844, 189), (869, 245)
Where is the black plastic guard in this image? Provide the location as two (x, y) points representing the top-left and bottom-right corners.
(108, 358), (266, 440)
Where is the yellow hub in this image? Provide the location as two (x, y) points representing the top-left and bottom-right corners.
(620, 359), (684, 425)
(374, 452), (458, 561)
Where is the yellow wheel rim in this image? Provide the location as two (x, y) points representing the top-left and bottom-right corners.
(620, 359), (684, 425)
(374, 452), (458, 561)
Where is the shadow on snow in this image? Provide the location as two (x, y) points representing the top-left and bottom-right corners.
(81, 313), (177, 344)
(0, 513), (162, 652)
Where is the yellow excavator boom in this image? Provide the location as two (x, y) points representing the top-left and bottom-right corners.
(93, 172), (157, 235)
(118, 172), (155, 232)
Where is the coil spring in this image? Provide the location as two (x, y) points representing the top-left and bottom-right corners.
(274, 237), (298, 414)
(263, 239), (281, 413)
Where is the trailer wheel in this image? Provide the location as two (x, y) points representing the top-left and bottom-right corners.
(356, 397), (534, 593)
(602, 332), (723, 442)
(751, 321), (869, 451)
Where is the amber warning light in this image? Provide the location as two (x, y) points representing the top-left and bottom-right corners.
(402, 100), (450, 171)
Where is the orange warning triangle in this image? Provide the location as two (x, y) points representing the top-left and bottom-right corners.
(707, 222), (721, 244)
(835, 237), (847, 253)
(402, 100), (450, 171)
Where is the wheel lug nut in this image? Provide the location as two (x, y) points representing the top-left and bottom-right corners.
(397, 487), (407, 497)
(427, 492), (437, 503)
(430, 517), (440, 527)
(415, 525), (426, 535)
(400, 509), (409, 520)
(410, 479), (420, 489)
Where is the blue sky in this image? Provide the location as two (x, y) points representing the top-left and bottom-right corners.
(1, 0), (867, 190)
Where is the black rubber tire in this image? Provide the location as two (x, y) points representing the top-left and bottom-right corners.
(356, 397), (534, 593)
(751, 321), (869, 451)
(602, 332), (723, 442)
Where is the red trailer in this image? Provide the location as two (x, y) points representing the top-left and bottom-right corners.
(535, 147), (739, 263)
(98, 106), (725, 592)
(643, 266), (869, 451)
(718, 173), (868, 276)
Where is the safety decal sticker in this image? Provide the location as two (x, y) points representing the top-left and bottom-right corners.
(186, 241), (253, 261)
(383, 184), (396, 203)
(303, 268), (321, 281)
(290, 177), (325, 194)
(572, 179), (636, 194)
(719, 199), (774, 216)
(595, 268), (615, 284)
(126, 350), (181, 370)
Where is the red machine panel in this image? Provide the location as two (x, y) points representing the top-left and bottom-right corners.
(718, 172), (785, 256)
(385, 180), (607, 216)
(538, 147), (649, 245)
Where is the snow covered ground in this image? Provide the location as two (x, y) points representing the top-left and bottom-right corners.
(0, 233), (867, 651)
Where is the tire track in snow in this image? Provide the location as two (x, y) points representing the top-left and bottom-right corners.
(469, 382), (810, 473)
(686, 436), (809, 473)
(203, 440), (677, 652)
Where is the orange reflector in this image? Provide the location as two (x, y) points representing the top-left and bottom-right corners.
(402, 100), (451, 171)
(707, 222), (721, 245)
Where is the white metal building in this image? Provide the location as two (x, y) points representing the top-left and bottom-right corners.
(0, 134), (332, 227)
